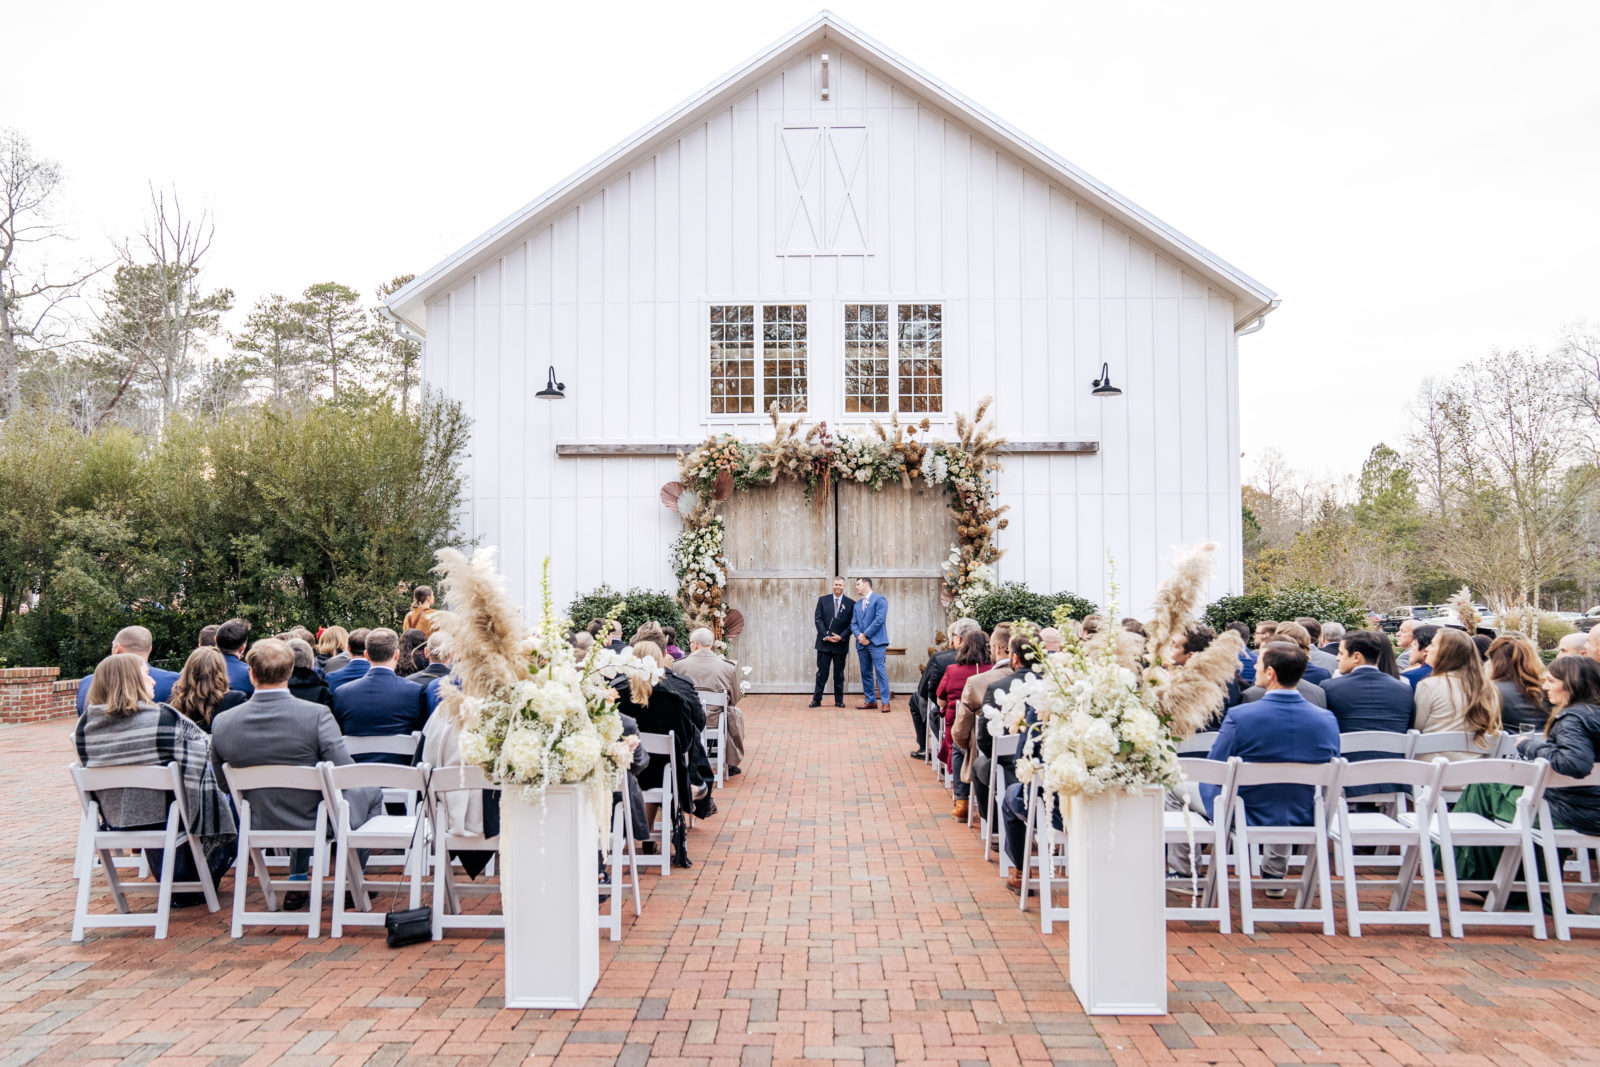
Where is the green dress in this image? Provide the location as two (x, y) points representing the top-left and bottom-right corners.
(1441, 782), (1567, 882)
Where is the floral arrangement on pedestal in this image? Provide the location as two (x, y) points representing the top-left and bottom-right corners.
(664, 400), (1008, 636)
(994, 542), (1246, 799)
(431, 548), (642, 839)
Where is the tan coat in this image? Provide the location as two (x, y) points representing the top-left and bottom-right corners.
(952, 663), (1014, 784)
(670, 648), (746, 769)
(1413, 673), (1499, 761)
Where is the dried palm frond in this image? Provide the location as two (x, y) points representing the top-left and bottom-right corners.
(1145, 542), (1218, 670)
(1448, 586), (1482, 634)
(431, 547), (532, 717)
(1161, 630), (1245, 739)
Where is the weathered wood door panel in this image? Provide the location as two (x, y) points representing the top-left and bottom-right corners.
(723, 481), (837, 692)
(837, 481), (957, 690)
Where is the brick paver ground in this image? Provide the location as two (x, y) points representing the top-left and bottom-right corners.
(4, 695), (1600, 1065)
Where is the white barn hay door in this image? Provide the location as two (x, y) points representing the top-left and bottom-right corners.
(722, 481), (838, 693)
(837, 482), (957, 692)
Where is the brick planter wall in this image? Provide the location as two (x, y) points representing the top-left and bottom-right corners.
(0, 668), (79, 725)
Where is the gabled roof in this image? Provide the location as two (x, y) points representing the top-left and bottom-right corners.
(385, 11), (1279, 333)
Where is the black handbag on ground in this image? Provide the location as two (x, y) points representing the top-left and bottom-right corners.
(384, 808), (431, 947)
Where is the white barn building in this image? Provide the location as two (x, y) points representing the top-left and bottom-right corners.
(385, 12), (1277, 686)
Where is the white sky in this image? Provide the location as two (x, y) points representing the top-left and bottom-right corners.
(7, 1), (1598, 480)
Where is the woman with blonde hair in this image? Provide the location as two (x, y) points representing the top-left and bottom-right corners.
(167, 647), (247, 733)
(74, 653), (237, 903)
(1486, 634), (1550, 733)
(1413, 627), (1502, 758)
(316, 625), (349, 672)
(610, 641), (712, 866)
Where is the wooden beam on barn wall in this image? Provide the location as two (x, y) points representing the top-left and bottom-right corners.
(553, 440), (1100, 457)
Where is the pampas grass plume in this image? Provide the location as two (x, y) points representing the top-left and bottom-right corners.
(1163, 630), (1245, 739)
(1146, 542), (1218, 667)
(432, 547), (532, 722)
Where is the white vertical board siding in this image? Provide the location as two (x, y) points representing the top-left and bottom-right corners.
(422, 45), (1246, 619)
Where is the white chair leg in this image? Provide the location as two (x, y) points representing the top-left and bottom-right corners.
(1542, 829), (1570, 941)
(331, 831), (348, 939)
(1521, 829), (1547, 940)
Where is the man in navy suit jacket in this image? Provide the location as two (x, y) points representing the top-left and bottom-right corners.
(325, 628), (372, 691)
(214, 618), (255, 694)
(1321, 630), (1416, 798)
(331, 628), (427, 762)
(1202, 644), (1339, 880)
(76, 625), (179, 714)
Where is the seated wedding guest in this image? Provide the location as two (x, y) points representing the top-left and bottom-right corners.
(1556, 632), (1589, 659)
(288, 625), (315, 646)
(1488, 634), (1551, 732)
(402, 585), (438, 638)
(331, 628), (428, 761)
(1253, 619), (1278, 650)
(77, 625), (179, 715)
(215, 618), (254, 695)
(409, 628), (452, 687)
(198, 624), (219, 648)
(1395, 618), (1420, 668)
(661, 626), (685, 661)
(612, 641), (712, 866)
(911, 617), (978, 760)
(325, 628), (372, 691)
(969, 633), (1035, 823)
(1194, 644), (1338, 890)
(75, 653), (237, 905)
(633, 620), (670, 649)
(1170, 623), (1240, 714)
(671, 627), (746, 776)
(1450, 654), (1600, 885)
(212, 639), (382, 897)
(1414, 627), (1502, 759)
(1319, 621), (1346, 658)
(1039, 627), (1064, 653)
(1271, 622), (1330, 683)
(1225, 621), (1257, 686)
(286, 638), (335, 712)
(1296, 617), (1339, 675)
(937, 630), (991, 796)
(317, 625), (350, 673)
(1240, 640), (1329, 708)
(571, 630), (595, 656)
(420, 632), (455, 715)
(421, 677), (499, 878)
(1322, 630), (1413, 732)
(1121, 618), (1147, 638)
(395, 628), (427, 678)
(1079, 615), (1105, 637)
(951, 624), (1013, 821)
(168, 647), (249, 733)
(1585, 625), (1600, 665)
(1403, 624), (1440, 689)
(608, 622), (627, 653)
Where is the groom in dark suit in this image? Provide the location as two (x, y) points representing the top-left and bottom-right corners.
(810, 576), (854, 708)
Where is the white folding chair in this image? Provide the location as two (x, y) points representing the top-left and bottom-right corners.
(342, 732), (424, 812)
(321, 761), (429, 937)
(697, 691), (728, 788)
(1427, 757), (1550, 939)
(1233, 761), (1343, 935)
(1016, 778), (1070, 931)
(636, 732), (677, 877)
(1164, 757), (1239, 932)
(983, 734), (1022, 865)
(70, 762), (221, 941)
(599, 769), (643, 941)
(1176, 731), (1219, 756)
(427, 763), (502, 938)
(1331, 757), (1445, 937)
(1536, 766), (1600, 940)
(222, 762), (333, 939)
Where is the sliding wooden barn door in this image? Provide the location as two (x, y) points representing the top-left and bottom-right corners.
(722, 481), (839, 693)
(837, 481), (958, 692)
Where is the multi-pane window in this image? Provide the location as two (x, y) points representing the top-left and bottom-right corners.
(709, 304), (807, 415)
(762, 305), (807, 413)
(843, 304), (892, 413)
(708, 304), (756, 414)
(897, 303), (942, 413)
(844, 303), (942, 414)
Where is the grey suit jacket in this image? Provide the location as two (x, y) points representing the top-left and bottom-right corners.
(1242, 680), (1329, 709)
(211, 688), (380, 831)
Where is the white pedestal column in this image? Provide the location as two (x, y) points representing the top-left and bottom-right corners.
(1067, 785), (1167, 1016)
(501, 785), (599, 1009)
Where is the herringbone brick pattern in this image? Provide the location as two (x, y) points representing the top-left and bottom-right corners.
(4, 696), (1600, 1065)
